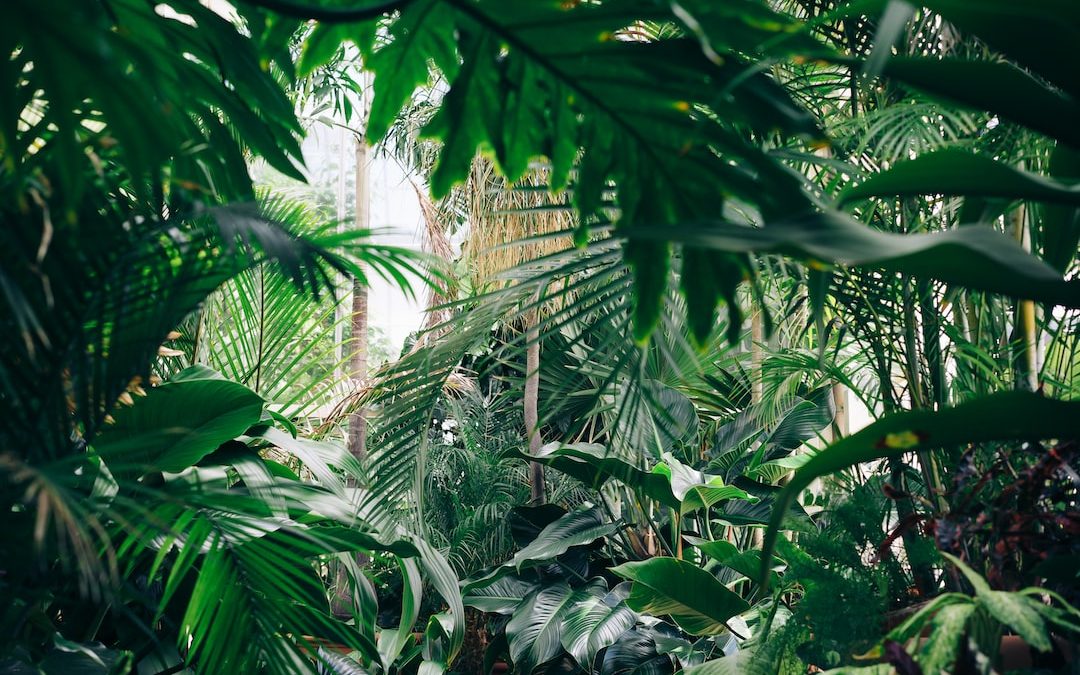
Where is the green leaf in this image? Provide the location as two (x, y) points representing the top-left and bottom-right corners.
(366, 0), (457, 144)
(40, 638), (131, 675)
(600, 628), (674, 675)
(298, 23), (345, 78)
(654, 456), (756, 516)
(611, 558), (750, 636)
(378, 557), (423, 668)
(561, 588), (637, 669)
(840, 149), (1080, 206)
(93, 372), (264, 474)
(691, 539), (781, 587)
(761, 393), (1080, 585)
(506, 582), (577, 674)
(362, 0), (819, 344)
(523, 444), (753, 516)
(1041, 145), (1080, 273)
(647, 381), (700, 454)
(677, 652), (752, 675)
(464, 505), (619, 593)
(464, 576), (539, 615)
(885, 592), (972, 645)
(673, 0), (831, 59)
(626, 240), (671, 343)
(424, 31), (501, 198)
(916, 0), (1080, 99)
(414, 538), (466, 665)
(625, 210), (1080, 309)
(878, 57), (1080, 148)
(920, 603), (975, 673)
(980, 592), (1052, 653)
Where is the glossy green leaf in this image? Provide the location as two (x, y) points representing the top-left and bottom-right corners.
(879, 58), (1080, 148)
(561, 588), (638, 669)
(600, 628), (674, 675)
(625, 210), (1080, 309)
(840, 149), (1080, 206)
(93, 373), (264, 474)
(691, 539), (781, 587)
(464, 505), (619, 592)
(463, 576), (539, 615)
(523, 444), (754, 516)
(612, 558), (750, 636)
(506, 583), (577, 674)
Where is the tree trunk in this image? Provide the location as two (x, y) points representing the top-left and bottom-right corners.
(347, 136), (370, 458)
(525, 310), (546, 504)
(1011, 203), (1038, 392)
(332, 135), (370, 619)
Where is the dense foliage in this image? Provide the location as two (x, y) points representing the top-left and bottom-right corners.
(1, 0), (1078, 674)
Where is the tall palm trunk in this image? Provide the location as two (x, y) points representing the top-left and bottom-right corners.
(525, 306), (546, 504)
(347, 137), (370, 458)
(333, 135), (370, 619)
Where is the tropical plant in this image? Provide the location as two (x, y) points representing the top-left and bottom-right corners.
(6, 0), (1080, 673)
(0, 1), (459, 672)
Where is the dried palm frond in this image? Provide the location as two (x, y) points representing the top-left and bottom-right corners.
(466, 159), (575, 307)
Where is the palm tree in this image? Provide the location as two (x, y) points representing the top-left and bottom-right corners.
(0, 3), (450, 672)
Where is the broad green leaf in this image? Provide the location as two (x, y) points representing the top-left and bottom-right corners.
(840, 149), (1080, 206)
(93, 374), (264, 474)
(717, 477), (811, 528)
(599, 628), (675, 675)
(916, 0), (1080, 98)
(642, 381), (700, 454)
(624, 210), (1080, 309)
(878, 58), (1080, 148)
(654, 456), (756, 516)
(920, 603), (975, 673)
(378, 557), (423, 669)
(253, 426), (365, 496)
(677, 651), (752, 674)
(762, 393), (1080, 585)
(691, 539), (781, 587)
(40, 637), (131, 675)
(819, 665), (894, 675)
(423, 31), (501, 198)
(561, 594), (638, 669)
(298, 21), (378, 78)
(464, 505), (619, 592)
(464, 576), (539, 615)
(673, 0), (830, 59)
(415, 538), (466, 665)
(980, 592), (1051, 653)
(612, 558), (750, 636)
(526, 444), (754, 516)
(506, 583), (577, 674)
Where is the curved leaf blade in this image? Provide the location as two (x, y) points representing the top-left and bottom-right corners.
(612, 558), (750, 636)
